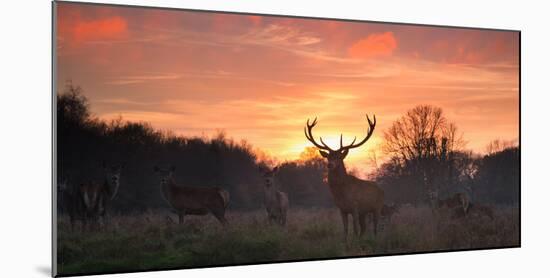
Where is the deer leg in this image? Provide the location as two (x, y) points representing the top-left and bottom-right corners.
(280, 209), (287, 226)
(82, 217), (88, 232)
(275, 213), (281, 226)
(212, 207), (228, 226)
(69, 214), (75, 232)
(99, 215), (105, 230)
(213, 212), (228, 226)
(488, 209), (495, 221)
(268, 215), (273, 225)
(340, 211), (349, 241)
(352, 208), (360, 236)
(359, 213), (367, 237)
(373, 212), (380, 237)
(178, 212), (185, 225)
(274, 209), (281, 226)
(88, 216), (95, 232)
(102, 210), (111, 228)
(268, 214), (274, 225)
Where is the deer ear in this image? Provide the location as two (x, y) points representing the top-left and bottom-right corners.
(319, 150), (329, 158)
(340, 149), (349, 158)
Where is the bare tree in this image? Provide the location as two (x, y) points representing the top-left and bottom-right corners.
(382, 105), (464, 205)
(485, 139), (518, 155)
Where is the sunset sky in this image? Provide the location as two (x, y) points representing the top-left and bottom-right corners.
(55, 2), (519, 170)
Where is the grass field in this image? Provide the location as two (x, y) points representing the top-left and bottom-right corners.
(56, 206), (519, 276)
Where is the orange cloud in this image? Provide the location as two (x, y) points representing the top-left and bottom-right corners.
(248, 15), (262, 26)
(58, 10), (128, 46)
(73, 16), (128, 42)
(348, 32), (397, 59)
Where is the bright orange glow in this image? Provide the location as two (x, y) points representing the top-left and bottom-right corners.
(348, 32), (397, 59)
(56, 3), (519, 172)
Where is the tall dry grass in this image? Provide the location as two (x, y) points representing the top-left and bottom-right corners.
(56, 206), (519, 276)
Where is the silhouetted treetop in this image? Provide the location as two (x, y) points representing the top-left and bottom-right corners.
(57, 83), (91, 125)
(383, 105), (464, 165)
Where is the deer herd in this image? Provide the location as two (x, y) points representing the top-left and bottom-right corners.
(58, 114), (495, 241)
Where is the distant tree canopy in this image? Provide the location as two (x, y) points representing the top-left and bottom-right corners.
(56, 85), (333, 213)
(474, 147), (519, 205)
(378, 105), (519, 205)
(57, 83), (90, 128)
(485, 139), (518, 155)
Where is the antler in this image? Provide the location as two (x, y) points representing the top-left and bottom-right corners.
(304, 114), (376, 153)
(340, 114), (376, 151)
(304, 117), (335, 151)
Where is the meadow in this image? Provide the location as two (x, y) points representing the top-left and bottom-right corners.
(56, 206), (519, 276)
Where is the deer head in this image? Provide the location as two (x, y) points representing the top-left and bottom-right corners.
(304, 114), (376, 171)
(388, 202), (401, 213)
(58, 177), (68, 193)
(259, 166), (279, 188)
(154, 165), (176, 186)
(79, 182), (102, 213)
(102, 162), (124, 200)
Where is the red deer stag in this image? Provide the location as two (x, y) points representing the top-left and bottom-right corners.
(154, 165), (230, 226)
(259, 166), (289, 226)
(304, 115), (384, 239)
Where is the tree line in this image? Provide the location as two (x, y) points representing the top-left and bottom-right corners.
(57, 84), (332, 212)
(57, 84), (519, 214)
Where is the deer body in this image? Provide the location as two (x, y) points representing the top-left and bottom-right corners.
(61, 163), (123, 231)
(437, 192), (470, 214)
(156, 166), (229, 226)
(327, 168), (383, 214)
(467, 203), (495, 220)
(380, 203), (400, 222)
(264, 189), (289, 226)
(59, 183), (87, 230)
(305, 114), (384, 240)
(260, 166), (289, 226)
(325, 158), (384, 237)
(438, 193), (494, 221)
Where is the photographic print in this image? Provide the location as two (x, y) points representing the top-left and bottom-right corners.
(53, 1), (520, 276)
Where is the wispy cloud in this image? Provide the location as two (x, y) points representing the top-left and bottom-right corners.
(105, 74), (182, 85)
(239, 24), (322, 46)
